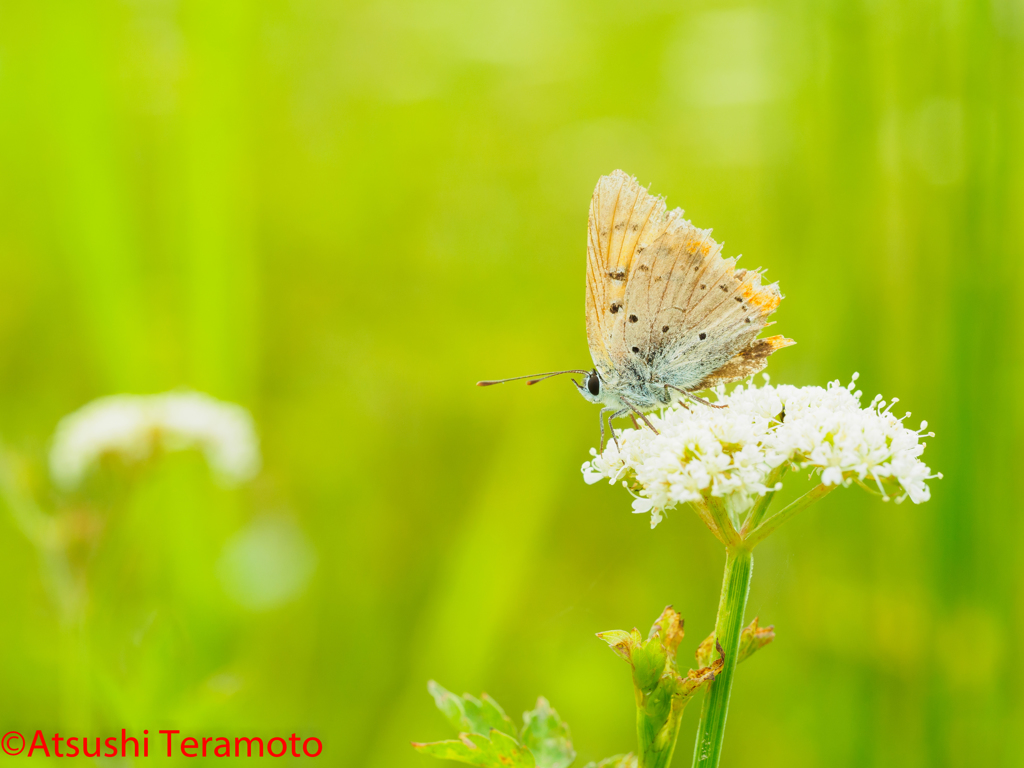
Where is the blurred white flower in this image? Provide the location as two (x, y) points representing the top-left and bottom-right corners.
(50, 391), (261, 490)
(582, 374), (940, 528)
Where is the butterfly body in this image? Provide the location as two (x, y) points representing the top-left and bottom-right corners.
(479, 170), (794, 447)
(574, 363), (673, 412)
(573, 368), (664, 411)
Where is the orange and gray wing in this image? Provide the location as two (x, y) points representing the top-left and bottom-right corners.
(619, 207), (794, 390)
(585, 170), (685, 377)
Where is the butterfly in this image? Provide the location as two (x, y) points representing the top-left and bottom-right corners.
(479, 170), (794, 448)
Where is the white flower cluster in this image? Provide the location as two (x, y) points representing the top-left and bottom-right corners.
(582, 375), (940, 528)
(50, 391), (261, 490)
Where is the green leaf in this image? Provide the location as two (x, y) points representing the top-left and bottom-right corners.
(520, 697), (576, 768)
(413, 731), (537, 767)
(583, 754), (637, 768)
(428, 680), (518, 737)
(416, 683), (578, 768)
(595, 629), (637, 663)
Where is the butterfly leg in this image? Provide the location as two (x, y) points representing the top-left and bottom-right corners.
(663, 383), (727, 410)
(597, 408), (610, 452)
(598, 407), (631, 452)
(686, 392), (728, 409)
(608, 409), (632, 450)
(620, 398), (659, 434)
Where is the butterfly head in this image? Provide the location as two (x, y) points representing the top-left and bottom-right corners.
(573, 369), (605, 404)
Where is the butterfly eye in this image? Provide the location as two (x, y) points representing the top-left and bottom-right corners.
(587, 373), (600, 396)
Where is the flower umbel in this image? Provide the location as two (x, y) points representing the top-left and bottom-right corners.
(582, 374), (940, 530)
(50, 391), (261, 490)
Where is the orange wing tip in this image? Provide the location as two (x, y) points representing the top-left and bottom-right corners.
(764, 335), (796, 350)
(738, 276), (783, 312)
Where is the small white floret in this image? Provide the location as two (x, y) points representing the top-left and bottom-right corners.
(581, 376), (939, 527)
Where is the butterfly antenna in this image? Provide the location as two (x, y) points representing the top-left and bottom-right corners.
(477, 369), (590, 387)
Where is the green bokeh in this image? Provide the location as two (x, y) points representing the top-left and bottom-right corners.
(0, 0), (1019, 765)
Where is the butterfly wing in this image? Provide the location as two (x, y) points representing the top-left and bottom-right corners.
(586, 170), (793, 395)
(623, 220), (793, 391)
(585, 170), (685, 378)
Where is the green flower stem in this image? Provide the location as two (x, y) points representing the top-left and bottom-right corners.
(637, 701), (681, 768)
(691, 546), (753, 768)
(744, 483), (834, 549)
(740, 465), (787, 536)
(705, 498), (740, 547)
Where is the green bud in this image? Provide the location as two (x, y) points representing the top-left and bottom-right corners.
(597, 607), (724, 768)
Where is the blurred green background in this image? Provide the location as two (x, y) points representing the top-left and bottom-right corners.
(0, 0), (1020, 765)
